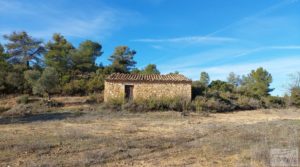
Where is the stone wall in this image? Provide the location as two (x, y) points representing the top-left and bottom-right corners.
(104, 81), (191, 102)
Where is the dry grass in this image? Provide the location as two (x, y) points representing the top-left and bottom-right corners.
(0, 105), (300, 166)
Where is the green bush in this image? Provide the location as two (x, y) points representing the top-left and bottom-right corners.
(192, 81), (206, 99)
(205, 97), (234, 112)
(262, 96), (286, 108)
(86, 70), (105, 93)
(16, 95), (29, 104)
(209, 80), (234, 92)
(192, 96), (206, 112)
(63, 79), (87, 95)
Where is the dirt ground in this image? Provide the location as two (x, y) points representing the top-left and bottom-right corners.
(0, 97), (300, 166)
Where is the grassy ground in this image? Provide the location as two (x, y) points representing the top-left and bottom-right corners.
(0, 97), (300, 166)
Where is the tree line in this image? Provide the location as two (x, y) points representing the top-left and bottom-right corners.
(0, 31), (299, 109)
(191, 69), (300, 111)
(0, 31), (159, 98)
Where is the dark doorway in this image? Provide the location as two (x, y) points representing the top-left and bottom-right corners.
(125, 85), (134, 101)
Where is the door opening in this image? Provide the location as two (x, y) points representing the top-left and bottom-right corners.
(125, 85), (134, 101)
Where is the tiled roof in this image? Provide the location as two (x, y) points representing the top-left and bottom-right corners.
(106, 73), (192, 83)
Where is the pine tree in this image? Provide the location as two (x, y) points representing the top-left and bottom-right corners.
(4, 31), (45, 68)
(109, 46), (136, 73)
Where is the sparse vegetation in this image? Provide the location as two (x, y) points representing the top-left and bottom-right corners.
(0, 107), (299, 166)
(16, 94), (29, 104)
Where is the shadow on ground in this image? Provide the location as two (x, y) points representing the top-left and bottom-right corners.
(0, 112), (83, 125)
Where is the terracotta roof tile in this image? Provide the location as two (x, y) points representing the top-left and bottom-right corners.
(106, 73), (192, 83)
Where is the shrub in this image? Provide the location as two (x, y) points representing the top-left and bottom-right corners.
(192, 81), (206, 99)
(0, 106), (10, 114)
(86, 70), (105, 93)
(44, 100), (64, 107)
(2, 101), (51, 117)
(86, 93), (104, 104)
(63, 79), (87, 95)
(122, 101), (146, 112)
(236, 96), (262, 110)
(291, 87), (300, 108)
(262, 96), (286, 108)
(193, 96), (207, 112)
(205, 97), (234, 112)
(107, 97), (191, 112)
(16, 95), (29, 104)
(103, 98), (124, 111)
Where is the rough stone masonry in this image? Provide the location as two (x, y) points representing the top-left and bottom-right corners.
(104, 73), (192, 102)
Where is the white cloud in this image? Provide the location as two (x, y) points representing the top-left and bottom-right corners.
(0, 1), (140, 40)
(132, 36), (236, 44)
(30, 10), (124, 39)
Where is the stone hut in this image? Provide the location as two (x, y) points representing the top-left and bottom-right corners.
(104, 73), (192, 102)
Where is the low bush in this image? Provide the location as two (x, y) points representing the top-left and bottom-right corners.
(122, 101), (147, 112)
(16, 94), (29, 104)
(44, 100), (64, 107)
(193, 94), (235, 112)
(86, 93), (104, 104)
(2, 101), (51, 117)
(205, 97), (234, 112)
(236, 96), (262, 110)
(192, 96), (207, 112)
(104, 93), (287, 112)
(0, 106), (10, 114)
(291, 87), (300, 108)
(262, 96), (286, 108)
(103, 98), (124, 111)
(105, 97), (191, 112)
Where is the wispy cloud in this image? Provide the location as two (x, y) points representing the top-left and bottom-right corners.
(0, 0), (23, 13)
(157, 45), (300, 71)
(206, 0), (299, 37)
(30, 9), (129, 39)
(132, 36), (236, 44)
(233, 45), (300, 58)
(196, 56), (300, 77)
(0, 1), (141, 40)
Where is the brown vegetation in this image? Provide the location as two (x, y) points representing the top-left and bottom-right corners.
(0, 97), (299, 166)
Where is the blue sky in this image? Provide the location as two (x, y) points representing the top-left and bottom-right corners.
(1, 0), (300, 96)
